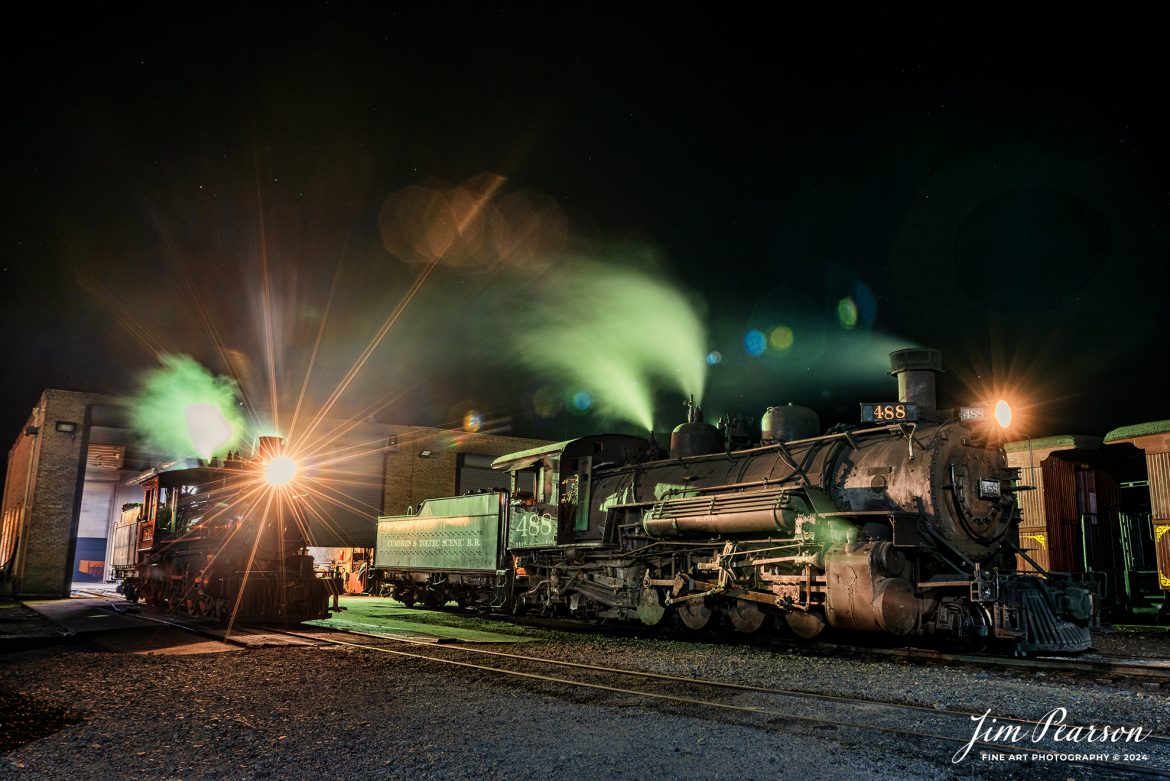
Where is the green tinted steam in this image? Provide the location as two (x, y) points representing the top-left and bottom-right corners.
(515, 258), (706, 430)
(126, 354), (246, 459)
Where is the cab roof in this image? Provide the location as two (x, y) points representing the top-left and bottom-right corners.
(491, 434), (648, 471)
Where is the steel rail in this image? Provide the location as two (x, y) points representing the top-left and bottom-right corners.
(794, 639), (1170, 681)
(468, 606), (1170, 681)
(114, 596), (1170, 682)
(304, 627), (1169, 744)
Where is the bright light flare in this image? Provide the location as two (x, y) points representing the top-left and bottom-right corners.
(264, 455), (299, 487)
(994, 399), (1013, 428)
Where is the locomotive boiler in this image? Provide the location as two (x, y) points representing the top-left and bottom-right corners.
(375, 349), (1095, 654)
(110, 437), (331, 625)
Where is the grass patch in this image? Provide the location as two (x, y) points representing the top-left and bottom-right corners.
(1111, 624), (1170, 634)
(307, 597), (532, 643)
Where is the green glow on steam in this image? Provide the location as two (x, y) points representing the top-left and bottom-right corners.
(126, 354), (246, 459)
(514, 258), (708, 432)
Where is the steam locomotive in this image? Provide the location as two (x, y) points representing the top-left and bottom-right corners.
(374, 349), (1095, 655)
(110, 437), (331, 625)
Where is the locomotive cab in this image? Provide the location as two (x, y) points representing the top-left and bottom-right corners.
(494, 435), (648, 549)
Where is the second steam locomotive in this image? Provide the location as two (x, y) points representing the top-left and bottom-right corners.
(374, 349), (1096, 655)
(110, 436), (331, 625)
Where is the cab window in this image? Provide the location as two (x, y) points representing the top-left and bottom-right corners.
(512, 467), (538, 505)
(536, 463), (559, 505)
(156, 487), (173, 532)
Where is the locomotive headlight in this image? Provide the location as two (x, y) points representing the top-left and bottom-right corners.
(994, 399), (1013, 428)
(264, 455), (299, 487)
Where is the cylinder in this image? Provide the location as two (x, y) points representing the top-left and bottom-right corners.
(823, 543), (920, 635)
(889, 348), (943, 411)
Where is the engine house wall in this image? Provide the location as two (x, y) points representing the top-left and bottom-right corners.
(1, 390), (106, 597)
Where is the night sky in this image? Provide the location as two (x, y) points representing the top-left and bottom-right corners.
(2, 6), (1168, 465)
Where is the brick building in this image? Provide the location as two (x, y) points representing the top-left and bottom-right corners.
(380, 425), (550, 515)
(0, 388), (550, 598)
(1, 390), (145, 598)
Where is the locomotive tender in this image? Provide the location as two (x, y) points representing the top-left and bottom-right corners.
(375, 349), (1095, 654)
(110, 437), (331, 625)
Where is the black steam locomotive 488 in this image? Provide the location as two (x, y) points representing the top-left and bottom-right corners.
(374, 349), (1095, 655)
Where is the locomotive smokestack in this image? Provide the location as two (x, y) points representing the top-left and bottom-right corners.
(889, 348), (943, 411)
(256, 435), (284, 461)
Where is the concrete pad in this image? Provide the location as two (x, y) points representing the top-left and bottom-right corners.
(84, 627), (236, 655)
(207, 628), (320, 648)
(24, 597), (159, 634)
(0, 602), (69, 640)
(23, 598), (237, 655)
(70, 582), (122, 597)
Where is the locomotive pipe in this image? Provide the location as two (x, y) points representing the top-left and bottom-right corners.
(624, 475), (813, 506)
(663, 423), (905, 464)
(752, 553), (821, 568)
(665, 584), (724, 605)
(643, 508), (792, 538)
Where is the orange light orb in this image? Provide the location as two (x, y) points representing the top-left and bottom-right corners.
(994, 400), (1013, 428)
(265, 455), (298, 487)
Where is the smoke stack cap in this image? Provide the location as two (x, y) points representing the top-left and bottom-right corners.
(888, 348), (943, 376)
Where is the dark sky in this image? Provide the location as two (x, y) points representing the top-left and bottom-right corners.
(2, 6), (1168, 460)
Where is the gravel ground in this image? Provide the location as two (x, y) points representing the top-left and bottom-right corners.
(1093, 626), (1170, 660)
(2, 608), (1168, 781)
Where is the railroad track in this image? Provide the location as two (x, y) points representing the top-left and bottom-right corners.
(102, 597), (1170, 680)
(275, 625), (1170, 779)
(495, 608), (1170, 681)
(795, 641), (1170, 681)
(81, 606), (1170, 776)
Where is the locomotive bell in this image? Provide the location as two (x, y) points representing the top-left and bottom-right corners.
(719, 414), (756, 450)
(889, 347), (943, 411)
(669, 400), (724, 459)
(761, 404), (820, 443)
